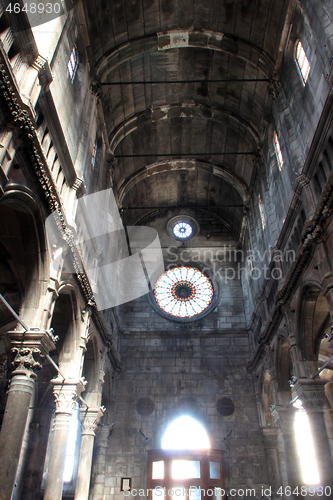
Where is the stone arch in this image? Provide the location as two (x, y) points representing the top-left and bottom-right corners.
(297, 284), (331, 361)
(274, 333), (293, 392)
(100, 368), (114, 425)
(49, 285), (80, 377)
(82, 333), (102, 407)
(96, 32), (274, 83)
(0, 188), (47, 333)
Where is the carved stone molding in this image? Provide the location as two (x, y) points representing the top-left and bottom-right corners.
(32, 55), (53, 88)
(80, 406), (106, 436)
(293, 378), (327, 412)
(269, 405), (297, 433)
(7, 330), (56, 378)
(52, 378), (87, 414)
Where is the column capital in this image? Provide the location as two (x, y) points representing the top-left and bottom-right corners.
(293, 378), (327, 411)
(52, 378), (87, 413)
(7, 329), (57, 378)
(79, 406), (106, 436)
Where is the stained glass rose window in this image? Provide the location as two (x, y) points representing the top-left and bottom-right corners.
(154, 267), (213, 318)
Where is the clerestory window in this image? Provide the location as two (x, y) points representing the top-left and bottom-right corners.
(68, 45), (78, 83)
(258, 194), (265, 230)
(273, 131), (284, 170)
(295, 40), (310, 84)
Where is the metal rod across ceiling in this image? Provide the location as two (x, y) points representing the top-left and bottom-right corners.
(101, 79), (270, 85)
(121, 205), (244, 209)
(114, 152), (255, 157)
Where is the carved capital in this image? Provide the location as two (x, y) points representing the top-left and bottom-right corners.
(253, 148), (264, 169)
(268, 73), (281, 99)
(293, 378), (327, 411)
(32, 55), (53, 88)
(80, 406), (106, 436)
(52, 378), (87, 414)
(90, 79), (102, 103)
(7, 330), (57, 378)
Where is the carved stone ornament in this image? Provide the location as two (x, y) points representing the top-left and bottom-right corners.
(293, 378), (327, 411)
(269, 405), (297, 432)
(7, 330), (57, 378)
(52, 378), (87, 413)
(11, 347), (42, 377)
(80, 406), (106, 436)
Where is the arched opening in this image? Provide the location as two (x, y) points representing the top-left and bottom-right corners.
(148, 416), (225, 500)
(161, 416), (210, 451)
(294, 287), (333, 485)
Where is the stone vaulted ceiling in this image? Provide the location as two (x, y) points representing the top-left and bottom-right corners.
(84, 0), (290, 238)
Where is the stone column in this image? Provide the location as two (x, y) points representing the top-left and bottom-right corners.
(270, 405), (303, 493)
(90, 425), (111, 500)
(261, 427), (282, 498)
(74, 406), (106, 500)
(0, 330), (56, 500)
(294, 378), (333, 490)
(43, 378), (86, 500)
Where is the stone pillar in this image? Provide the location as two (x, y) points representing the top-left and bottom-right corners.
(74, 407), (106, 500)
(261, 427), (282, 498)
(294, 378), (333, 490)
(0, 330), (56, 500)
(270, 405), (303, 493)
(90, 425), (111, 500)
(43, 378), (86, 500)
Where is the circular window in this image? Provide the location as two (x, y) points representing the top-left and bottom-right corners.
(136, 398), (155, 416)
(154, 266), (213, 318)
(167, 215), (199, 240)
(216, 397), (235, 416)
(173, 221), (193, 239)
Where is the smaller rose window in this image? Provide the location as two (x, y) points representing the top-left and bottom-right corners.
(154, 267), (213, 318)
(173, 222), (193, 239)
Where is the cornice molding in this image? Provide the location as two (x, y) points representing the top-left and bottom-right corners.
(0, 53), (121, 373)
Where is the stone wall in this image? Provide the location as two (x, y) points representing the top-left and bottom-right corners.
(91, 331), (269, 500)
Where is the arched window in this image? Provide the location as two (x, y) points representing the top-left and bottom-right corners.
(148, 417), (225, 500)
(295, 41), (310, 84)
(68, 45), (78, 83)
(162, 416), (210, 450)
(273, 131), (284, 170)
(258, 194), (265, 230)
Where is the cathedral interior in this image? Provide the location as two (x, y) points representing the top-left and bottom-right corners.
(1, 0), (333, 499)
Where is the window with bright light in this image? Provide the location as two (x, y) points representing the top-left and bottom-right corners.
(63, 408), (80, 483)
(294, 402), (319, 485)
(91, 140), (97, 168)
(148, 424), (225, 500)
(154, 267), (213, 319)
(68, 45), (78, 83)
(162, 415), (210, 450)
(258, 194), (265, 230)
(273, 131), (284, 170)
(295, 41), (310, 84)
